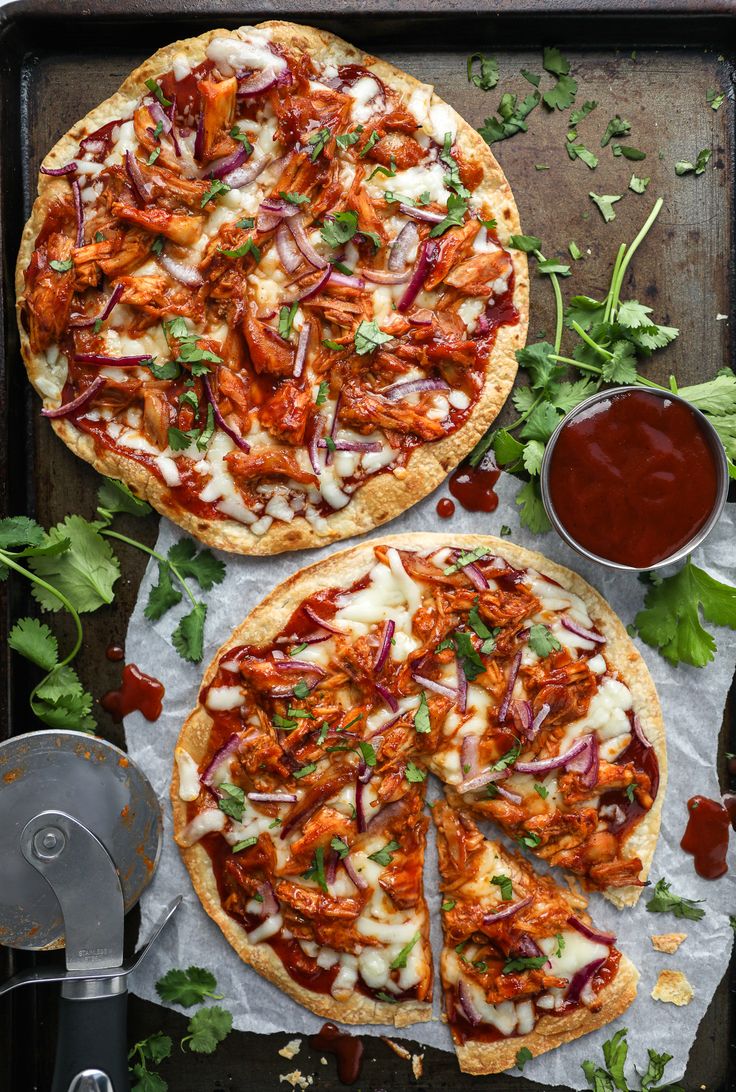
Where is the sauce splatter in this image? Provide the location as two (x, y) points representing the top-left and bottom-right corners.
(309, 1022), (364, 1084)
(436, 497), (455, 519)
(105, 643), (125, 662)
(101, 664), (165, 723)
(449, 456), (500, 513)
(680, 795), (734, 879)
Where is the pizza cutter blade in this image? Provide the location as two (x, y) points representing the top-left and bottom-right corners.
(0, 729), (170, 1092)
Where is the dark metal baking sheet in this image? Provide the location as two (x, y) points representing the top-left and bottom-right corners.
(1, 2), (734, 1089)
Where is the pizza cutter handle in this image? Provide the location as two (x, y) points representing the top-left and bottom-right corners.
(51, 982), (129, 1092)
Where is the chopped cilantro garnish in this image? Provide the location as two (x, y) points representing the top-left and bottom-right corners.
(354, 319), (392, 355)
(335, 127), (363, 150)
(321, 210), (358, 249)
(315, 380), (329, 405)
(441, 898), (456, 912)
(231, 837), (257, 853)
(404, 761), (426, 783)
(414, 691), (431, 733)
(278, 302), (298, 340)
(502, 954), (547, 974)
(293, 762), (317, 779)
(145, 77), (172, 108)
(390, 932), (420, 970)
(467, 53), (499, 91)
(428, 193), (468, 238)
(527, 623), (562, 658)
(218, 239), (261, 262)
(359, 130), (380, 157)
(306, 127), (331, 160)
(675, 148), (711, 176)
(280, 190), (308, 205)
(589, 192), (622, 222)
(201, 179), (230, 207)
(49, 258), (73, 273)
(534, 783), (549, 800)
(217, 782), (245, 822)
(368, 839), (400, 866)
(491, 874), (513, 900)
(646, 877), (705, 920)
(330, 836), (349, 858)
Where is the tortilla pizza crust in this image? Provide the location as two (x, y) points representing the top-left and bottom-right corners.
(173, 532), (664, 1025)
(453, 952), (638, 1075)
(16, 23), (528, 557)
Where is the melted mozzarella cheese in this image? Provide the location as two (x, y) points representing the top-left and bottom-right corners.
(206, 685), (243, 711)
(207, 28), (286, 77)
(347, 76), (382, 122)
(175, 748), (201, 801)
(179, 808), (226, 846)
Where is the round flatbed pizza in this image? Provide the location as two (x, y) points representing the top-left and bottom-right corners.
(172, 532), (665, 1067)
(17, 22), (528, 556)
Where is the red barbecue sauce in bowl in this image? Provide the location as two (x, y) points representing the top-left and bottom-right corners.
(544, 388), (723, 569)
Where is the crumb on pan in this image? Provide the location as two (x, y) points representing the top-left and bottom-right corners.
(412, 1053), (424, 1079)
(279, 1070), (313, 1089)
(278, 1039), (302, 1060)
(651, 932), (687, 954)
(651, 969), (694, 1006)
(381, 1036), (411, 1061)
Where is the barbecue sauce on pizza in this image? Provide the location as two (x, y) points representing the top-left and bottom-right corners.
(547, 390), (719, 567)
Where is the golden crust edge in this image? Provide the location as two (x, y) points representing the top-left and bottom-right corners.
(16, 21), (528, 557)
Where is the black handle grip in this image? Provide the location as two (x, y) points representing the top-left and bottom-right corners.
(51, 988), (129, 1092)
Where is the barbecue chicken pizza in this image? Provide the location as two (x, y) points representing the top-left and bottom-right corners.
(17, 22), (528, 555)
(172, 533), (664, 1067)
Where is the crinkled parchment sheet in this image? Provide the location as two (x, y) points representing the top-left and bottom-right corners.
(125, 475), (735, 1088)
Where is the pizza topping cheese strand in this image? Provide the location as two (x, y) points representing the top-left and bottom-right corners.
(22, 25), (520, 537)
(176, 543), (657, 1020)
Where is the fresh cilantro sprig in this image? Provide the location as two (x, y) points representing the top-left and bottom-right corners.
(155, 966), (223, 1007)
(477, 47), (576, 145)
(645, 877), (705, 921)
(581, 1027), (684, 1092)
(129, 1031), (172, 1092)
(181, 1006), (233, 1054)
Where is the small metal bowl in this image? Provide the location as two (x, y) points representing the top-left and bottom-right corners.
(539, 385), (730, 572)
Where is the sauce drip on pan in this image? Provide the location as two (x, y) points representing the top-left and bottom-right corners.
(436, 497), (455, 519)
(101, 663), (165, 722)
(547, 389), (719, 568)
(680, 795), (735, 879)
(448, 456), (500, 513)
(309, 1023), (364, 1084)
(105, 643), (124, 662)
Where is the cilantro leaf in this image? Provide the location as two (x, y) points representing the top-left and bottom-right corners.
(359, 129), (380, 157)
(439, 132), (470, 200)
(171, 602), (207, 663)
(8, 617), (59, 670)
(29, 516), (120, 613)
(153, 969), (220, 1009)
(601, 1028), (628, 1092)
(612, 144), (646, 161)
(589, 192), (622, 223)
(479, 91), (540, 144)
(519, 402), (561, 443)
(279, 302), (298, 340)
(145, 78), (172, 108)
(97, 478), (152, 518)
(330, 836), (349, 858)
(354, 319), (392, 355)
(645, 877), (705, 920)
(321, 210), (358, 248)
(707, 88), (725, 111)
(493, 428), (525, 467)
(468, 599), (498, 652)
(528, 623), (562, 657)
(543, 73), (578, 111)
(218, 239), (261, 262)
(0, 516), (45, 550)
(516, 341), (565, 393)
(616, 300), (654, 329)
(516, 1047), (533, 1071)
(428, 192), (468, 238)
(601, 115), (631, 146)
(565, 295), (605, 331)
(516, 479), (551, 533)
(675, 148), (711, 176)
(167, 539), (225, 591)
(405, 761), (426, 783)
(629, 174), (650, 193)
(508, 233), (542, 253)
(368, 839), (400, 866)
(550, 378), (598, 413)
(201, 179), (230, 207)
(569, 241), (583, 260)
(414, 691), (431, 733)
(129, 1031), (173, 1066)
(601, 340), (638, 384)
(536, 257), (572, 276)
(570, 100), (598, 125)
(502, 954), (547, 974)
(49, 258), (73, 273)
(33, 665), (96, 732)
(130, 1064), (168, 1092)
(181, 1006), (233, 1054)
(568, 143), (598, 169)
(217, 782), (245, 822)
(635, 558), (736, 667)
(542, 47), (570, 76)
(452, 630), (486, 681)
(491, 874), (513, 900)
(145, 562), (182, 621)
(390, 931), (420, 970)
(467, 53), (499, 91)
(522, 439), (546, 476)
(280, 190), (309, 205)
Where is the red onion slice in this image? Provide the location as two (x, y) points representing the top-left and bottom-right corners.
(247, 791), (297, 803)
(69, 283), (125, 329)
(306, 414), (322, 476)
(457, 980), (481, 1026)
(71, 179), (84, 247)
(456, 659), (468, 713)
(41, 162), (76, 176)
(125, 150), (153, 204)
(383, 378), (450, 402)
(225, 155), (270, 190)
(303, 603), (345, 634)
(355, 774), (368, 833)
(276, 221), (303, 273)
(288, 215), (328, 269)
(210, 144), (249, 181)
(566, 733), (599, 789)
(388, 221), (419, 272)
(463, 563), (489, 591)
(237, 67), (281, 95)
(273, 658), (326, 676)
(412, 673), (457, 701)
(513, 733), (595, 776)
(193, 113), (204, 161)
(495, 783), (523, 805)
(74, 352), (152, 368)
(294, 266), (331, 302)
(148, 100), (172, 135)
(566, 957), (607, 1004)
(317, 439), (382, 453)
(325, 391), (341, 467)
(258, 880), (279, 918)
(460, 734), (479, 779)
(159, 249), (204, 287)
(561, 615), (606, 644)
(374, 619), (395, 672)
(510, 699), (533, 737)
(530, 703), (551, 739)
(498, 651), (522, 724)
(329, 270), (366, 290)
(202, 733), (241, 787)
(343, 855), (368, 891)
(361, 267), (411, 285)
(458, 768), (512, 794)
(398, 202), (445, 224)
(375, 682), (399, 713)
(398, 240), (437, 314)
(483, 895), (532, 925)
(631, 712), (652, 749)
(203, 376), (251, 453)
(41, 376), (106, 419)
(292, 322), (310, 379)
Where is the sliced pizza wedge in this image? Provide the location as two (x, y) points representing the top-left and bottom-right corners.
(433, 800), (637, 1075)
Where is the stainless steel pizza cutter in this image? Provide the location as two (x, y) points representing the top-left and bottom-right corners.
(0, 729), (181, 1092)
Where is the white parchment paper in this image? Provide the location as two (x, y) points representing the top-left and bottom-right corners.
(124, 474), (736, 1089)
